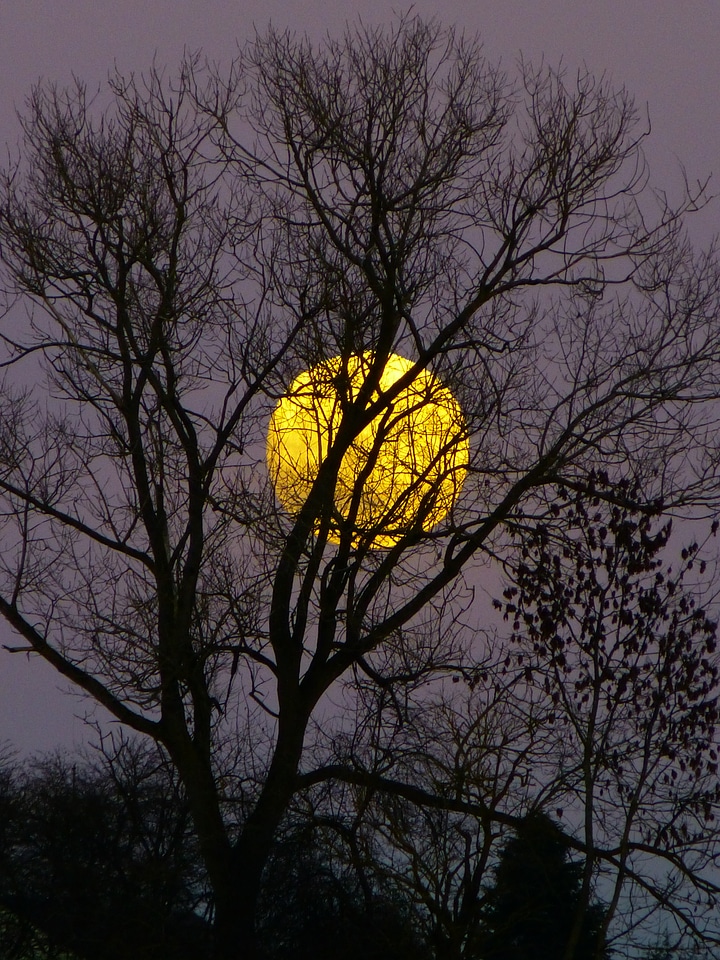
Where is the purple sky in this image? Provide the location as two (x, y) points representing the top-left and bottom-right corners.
(0, 0), (719, 755)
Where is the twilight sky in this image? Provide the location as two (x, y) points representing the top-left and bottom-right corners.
(0, 0), (718, 755)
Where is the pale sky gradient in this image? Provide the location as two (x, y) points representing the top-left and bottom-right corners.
(0, 0), (718, 754)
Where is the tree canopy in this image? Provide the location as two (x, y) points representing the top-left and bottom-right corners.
(476, 811), (609, 960)
(0, 15), (719, 959)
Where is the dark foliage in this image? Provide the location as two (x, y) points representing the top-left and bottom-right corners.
(475, 811), (610, 960)
(0, 750), (429, 960)
(258, 830), (430, 960)
(0, 749), (211, 960)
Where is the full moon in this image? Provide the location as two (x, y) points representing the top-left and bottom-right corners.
(267, 353), (469, 548)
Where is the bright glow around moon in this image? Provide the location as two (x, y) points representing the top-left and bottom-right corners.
(267, 353), (469, 548)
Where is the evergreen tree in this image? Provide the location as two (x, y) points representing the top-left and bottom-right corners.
(476, 812), (610, 960)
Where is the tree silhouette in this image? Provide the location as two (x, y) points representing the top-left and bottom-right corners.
(258, 828), (429, 960)
(0, 746), (210, 960)
(1, 15), (720, 959)
(642, 931), (673, 960)
(0, 746), (431, 960)
(476, 811), (609, 960)
(289, 482), (720, 959)
(498, 477), (720, 952)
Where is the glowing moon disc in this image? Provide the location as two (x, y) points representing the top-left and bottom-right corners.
(267, 353), (468, 548)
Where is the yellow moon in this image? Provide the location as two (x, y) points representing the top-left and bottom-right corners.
(267, 353), (468, 548)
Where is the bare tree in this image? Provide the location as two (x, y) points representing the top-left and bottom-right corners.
(313, 479), (720, 959)
(0, 15), (719, 958)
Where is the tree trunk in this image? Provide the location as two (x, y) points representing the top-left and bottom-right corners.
(211, 712), (309, 960)
(213, 893), (261, 960)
